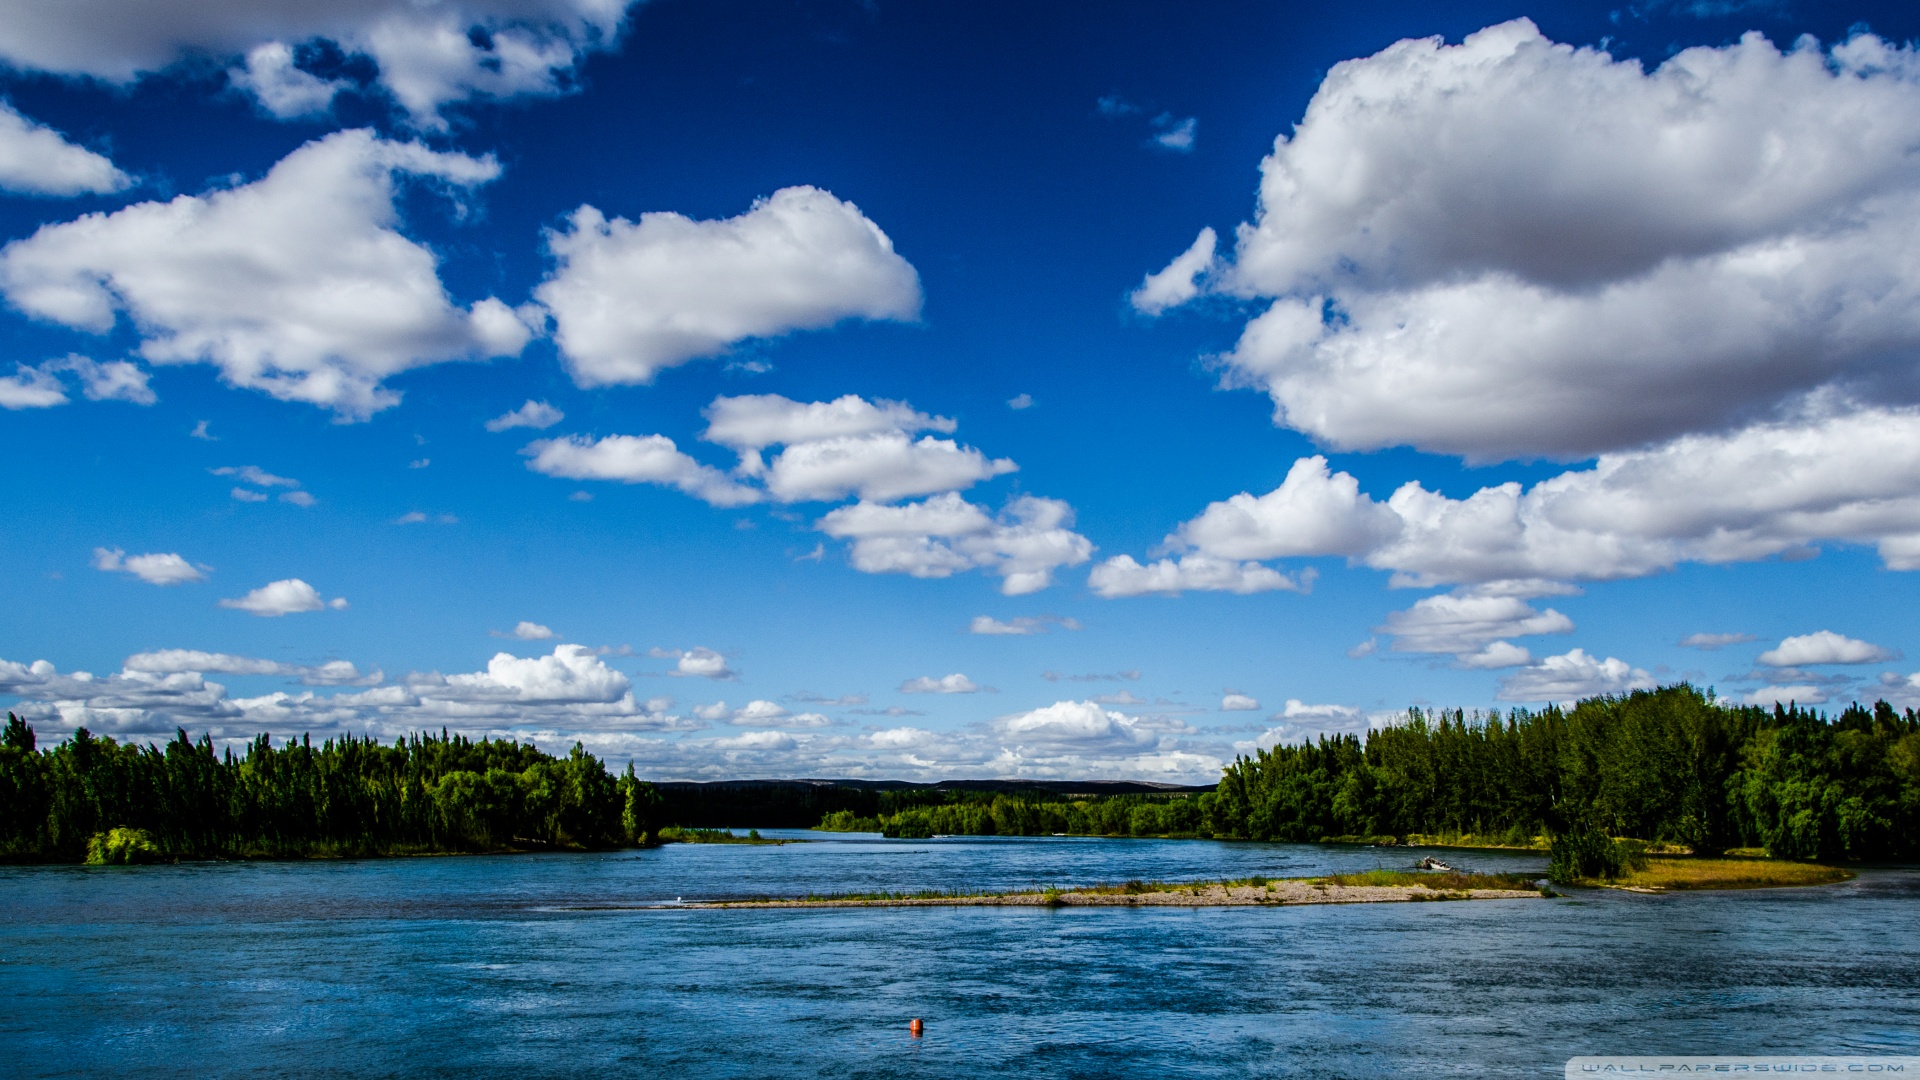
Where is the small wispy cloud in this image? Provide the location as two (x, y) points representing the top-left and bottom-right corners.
(1150, 114), (1197, 152)
(1679, 632), (1757, 651)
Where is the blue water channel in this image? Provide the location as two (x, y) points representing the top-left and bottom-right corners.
(3, 833), (1916, 1077)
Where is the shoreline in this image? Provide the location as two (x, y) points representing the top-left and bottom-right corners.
(676, 877), (1546, 909)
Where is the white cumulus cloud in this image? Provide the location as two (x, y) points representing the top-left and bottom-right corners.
(218, 578), (344, 617)
(0, 0), (642, 127)
(718, 699), (830, 729)
(992, 699), (1164, 754)
(899, 674), (981, 695)
(649, 647), (734, 680)
(700, 392), (1011, 503)
(1745, 684), (1831, 707)
(1245, 699), (1379, 750)
(230, 41), (349, 119)
(1220, 693), (1260, 711)
(444, 644), (628, 704)
(121, 650), (378, 686)
(92, 547), (207, 585)
(124, 650), (296, 676)
(0, 645), (693, 742)
(0, 362), (69, 408)
(1376, 589), (1574, 660)
(521, 434), (759, 506)
(1496, 648), (1654, 702)
(536, 187), (921, 387)
(0, 102), (131, 197)
(55, 356), (156, 404)
(758, 432), (1014, 504)
(1118, 405), (1920, 596)
(1088, 554), (1311, 598)
(1195, 20), (1920, 462)
(1757, 630), (1894, 667)
(486, 399), (564, 432)
(1130, 227), (1216, 316)
(703, 393), (951, 453)
(0, 129), (529, 419)
(818, 493), (1093, 595)
(0, 355), (154, 408)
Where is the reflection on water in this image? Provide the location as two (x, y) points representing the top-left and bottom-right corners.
(3, 834), (1916, 1078)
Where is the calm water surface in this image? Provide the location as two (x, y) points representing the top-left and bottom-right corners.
(3, 833), (1916, 1078)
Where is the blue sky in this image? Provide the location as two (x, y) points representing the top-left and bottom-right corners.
(5, 0), (1920, 780)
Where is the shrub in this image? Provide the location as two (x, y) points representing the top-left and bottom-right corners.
(85, 827), (163, 865)
(1548, 827), (1647, 882)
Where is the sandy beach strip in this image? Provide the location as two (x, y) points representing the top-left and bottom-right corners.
(680, 880), (1542, 909)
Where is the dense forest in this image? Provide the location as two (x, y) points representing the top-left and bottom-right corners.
(825, 686), (1920, 863)
(4, 685), (1917, 864)
(0, 715), (663, 862)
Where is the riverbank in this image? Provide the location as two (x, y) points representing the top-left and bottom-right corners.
(1584, 856), (1853, 892)
(679, 870), (1546, 908)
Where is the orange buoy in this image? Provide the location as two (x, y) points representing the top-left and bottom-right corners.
(908, 1018), (924, 1037)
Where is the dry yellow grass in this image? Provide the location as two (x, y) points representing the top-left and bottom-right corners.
(1603, 856), (1853, 892)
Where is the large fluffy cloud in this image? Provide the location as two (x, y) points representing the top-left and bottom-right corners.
(0, 130), (530, 419)
(0, 0), (639, 126)
(444, 644), (628, 703)
(1148, 21), (1920, 462)
(536, 188), (921, 387)
(1757, 631), (1894, 667)
(818, 493), (1093, 596)
(1104, 407), (1920, 594)
(0, 102), (131, 196)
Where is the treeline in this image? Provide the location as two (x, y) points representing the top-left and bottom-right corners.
(0, 715), (663, 862)
(7, 684), (1917, 864)
(819, 790), (1207, 839)
(1215, 686), (1919, 861)
(835, 686), (1918, 863)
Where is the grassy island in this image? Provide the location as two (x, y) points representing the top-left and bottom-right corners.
(1575, 855), (1853, 892)
(681, 871), (1547, 909)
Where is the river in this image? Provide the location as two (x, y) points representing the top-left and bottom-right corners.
(3, 832), (1916, 1077)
